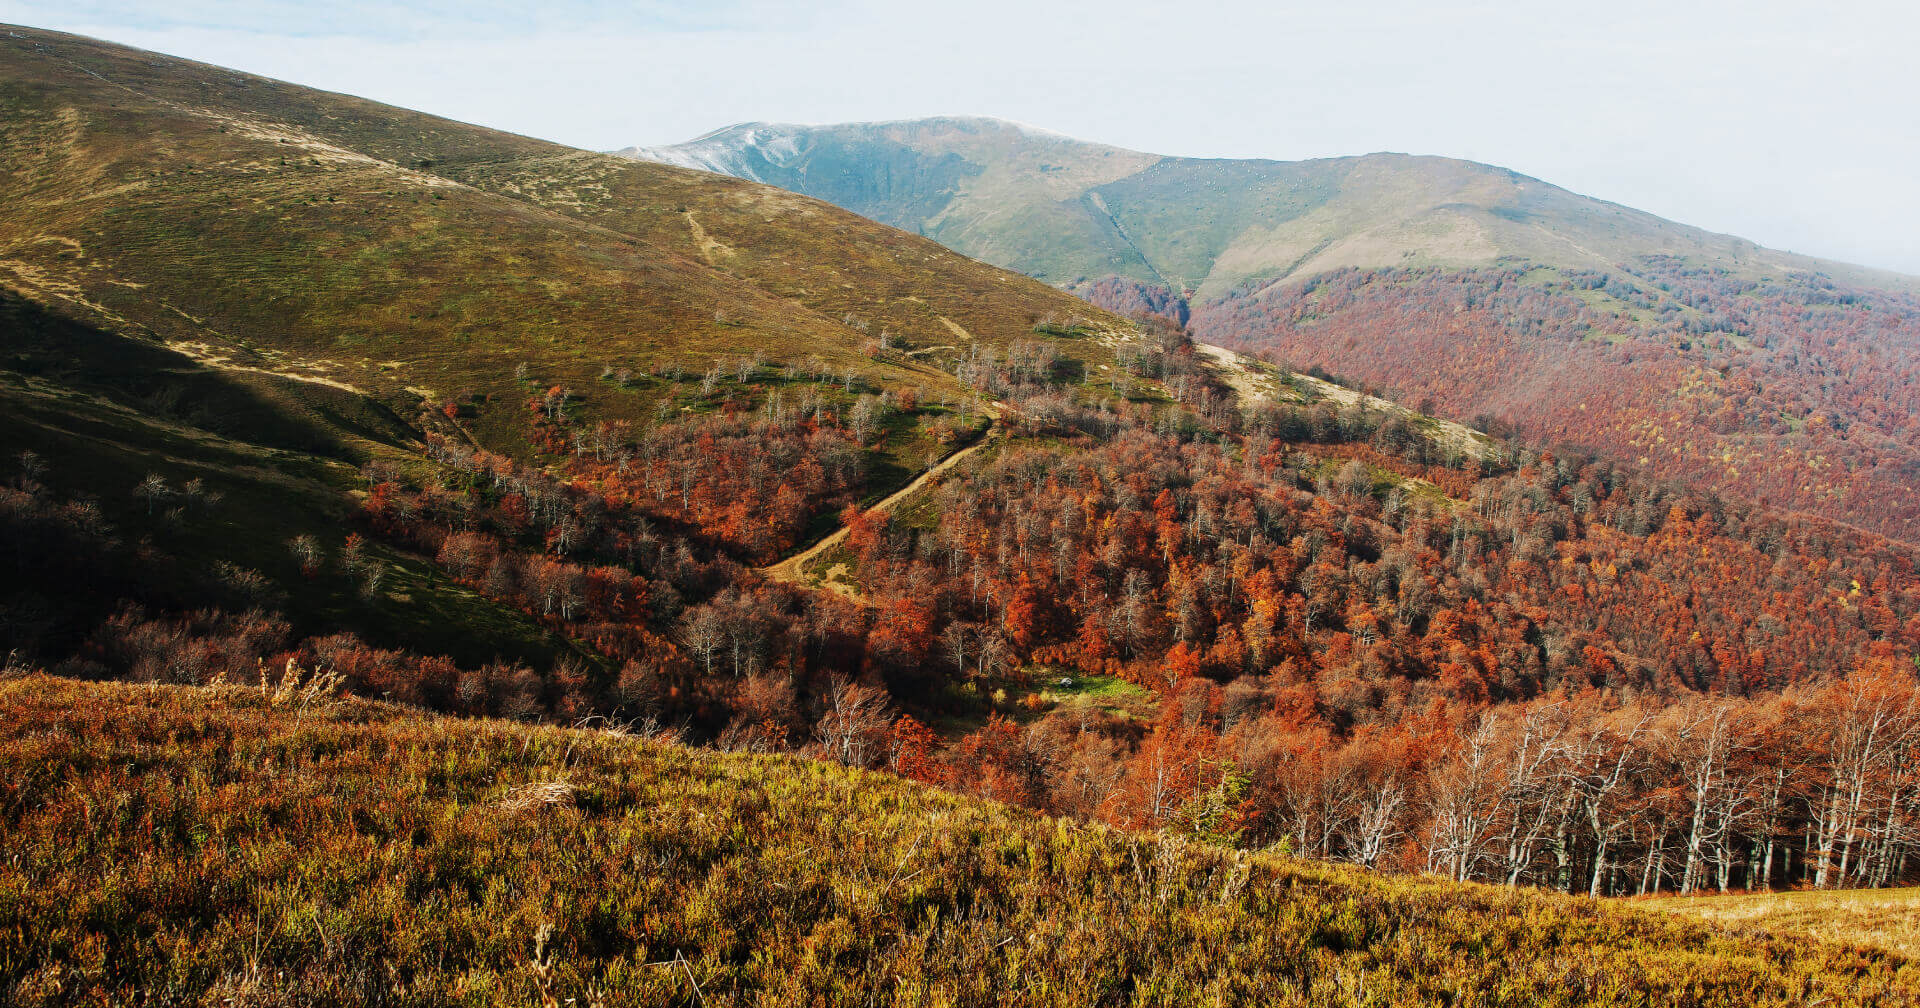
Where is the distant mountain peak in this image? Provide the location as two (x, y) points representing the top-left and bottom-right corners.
(617, 116), (1127, 180)
(619, 117), (1912, 298)
(659, 115), (1083, 145)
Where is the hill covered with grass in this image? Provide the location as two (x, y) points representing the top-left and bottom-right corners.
(1648, 887), (1920, 964)
(3, 673), (1916, 1007)
(621, 116), (1913, 301)
(0, 25), (1134, 666)
(0, 28), (1125, 456)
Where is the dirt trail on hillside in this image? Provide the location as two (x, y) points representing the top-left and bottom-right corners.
(761, 413), (1001, 598)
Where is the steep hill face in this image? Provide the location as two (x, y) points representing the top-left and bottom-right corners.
(1196, 261), (1920, 543)
(620, 116), (1911, 300)
(0, 30), (1126, 455)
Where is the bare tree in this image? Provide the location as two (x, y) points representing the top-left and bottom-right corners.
(679, 607), (725, 677)
(16, 449), (46, 489)
(1345, 773), (1408, 870)
(134, 473), (170, 516)
(287, 534), (324, 576)
(1806, 668), (1920, 888)
(941, 622), (972, 676)
(814, 677), (894, 768)
(1426, 717), (1507, 883)
(1662, 697), (1751, 894)
(1563, 709), (1652, 897)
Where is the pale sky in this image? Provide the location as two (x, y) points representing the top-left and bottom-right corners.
(7, 0), (1917, 276)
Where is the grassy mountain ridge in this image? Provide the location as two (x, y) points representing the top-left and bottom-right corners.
(0, 25), (1137, 663)
(4, 672), (1915, 1006)
(620, 116), (1916, 301)
(625, 118), (1163, 288)
(0, 28), (1127, 456)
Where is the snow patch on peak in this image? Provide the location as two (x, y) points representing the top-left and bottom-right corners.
(618, 122), (812, 181)
(616, 116), (1113, 177)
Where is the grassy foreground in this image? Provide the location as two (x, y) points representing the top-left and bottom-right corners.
(1646, 888), (1920, 963)
(1, 674), (1915, 1007)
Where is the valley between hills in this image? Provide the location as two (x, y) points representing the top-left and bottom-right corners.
(631, 117), (1920, 544)
(1, 22), (1918, 1007)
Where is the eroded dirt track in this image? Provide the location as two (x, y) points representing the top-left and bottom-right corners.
(761, 416), (1001, 597)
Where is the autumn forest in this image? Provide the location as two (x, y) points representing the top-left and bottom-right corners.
(5, 23), (1920, 1004)
(11, 305), (1915, 900)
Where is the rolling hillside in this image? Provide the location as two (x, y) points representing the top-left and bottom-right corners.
(625, 118), (1920, 544)
(0, 29), (1127, 457)
(0, 26), (1134, 664)
(3, 673), (1915, 1007)
(6, 22), (1920, 1007)
(621, 116), (1912, 301)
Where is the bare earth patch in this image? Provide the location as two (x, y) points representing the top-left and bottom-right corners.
(762, 413), (1003, 598)
(683, 210), (735, 265)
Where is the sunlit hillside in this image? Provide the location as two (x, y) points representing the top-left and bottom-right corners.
(1648, 887), (1920, 962)
(0, 28), (1126, 456)
(622, 116), (1914, 301)
(3, 674), (1915, 1007)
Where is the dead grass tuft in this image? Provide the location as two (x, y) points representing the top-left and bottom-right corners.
(497, 778), (576, 815)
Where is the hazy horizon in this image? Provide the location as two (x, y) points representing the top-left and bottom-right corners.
(7, 0), (1917, 276)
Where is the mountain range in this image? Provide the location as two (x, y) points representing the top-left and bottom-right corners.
(626, 117), (1920, 544)
(3, 26), (1919, 1001)
(621, 116), (1913, 301)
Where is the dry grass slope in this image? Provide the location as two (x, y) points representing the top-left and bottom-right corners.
(1647, 888), (1920, 962)
(0, 26), (1128, 454)
(1, 674), (1916, 1007)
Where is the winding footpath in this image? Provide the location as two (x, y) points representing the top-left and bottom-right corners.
(761, 412), (1002, 595)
